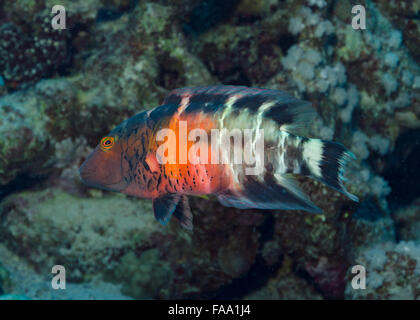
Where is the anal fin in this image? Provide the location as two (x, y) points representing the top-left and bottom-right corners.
(217, 174), (321, 213)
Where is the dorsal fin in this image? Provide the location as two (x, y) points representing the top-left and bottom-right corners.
(162, 85), (317, 135)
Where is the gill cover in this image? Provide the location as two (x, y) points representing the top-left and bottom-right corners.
(79, 134), (130, 192)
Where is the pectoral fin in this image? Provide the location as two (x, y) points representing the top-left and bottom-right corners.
(152, 194), (180, 226)
(173, 196), (193, 230)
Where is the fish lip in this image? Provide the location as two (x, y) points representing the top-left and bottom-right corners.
(79, 162), (128, 192)
(78, 161), (95, 184)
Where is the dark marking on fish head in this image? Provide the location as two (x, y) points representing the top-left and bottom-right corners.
(124, 111), (149, 133)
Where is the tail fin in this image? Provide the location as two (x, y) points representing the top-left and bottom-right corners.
(302, 138), (359, 202)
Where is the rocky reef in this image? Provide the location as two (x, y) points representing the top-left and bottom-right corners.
(0, 0), (419, 299)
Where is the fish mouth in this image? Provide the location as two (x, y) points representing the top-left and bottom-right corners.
(79, 157), (128, 192)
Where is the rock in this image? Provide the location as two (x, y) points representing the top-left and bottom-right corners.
(0, 262), (12, 295)
(0, 0), (419, 300)
(345, 241), (420, 299)
(0, 189), (160, 281)
(0, 188), (265, 298)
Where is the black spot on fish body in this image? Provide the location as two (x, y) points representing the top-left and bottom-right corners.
(143, 160), (151, 172)
(186, 94), (227, 113)
(300, 162), (311, 176)
(300, 137), (309, 144)
(149, 104), (175, 123)
(264, 103), (293, 124)
(184, 102), (205, 113)
(232, 95), (269, 113)
(147, 179), (154, 191)
(319, 141), (344, 190)
(140, 133), (146, 149)
(157, 175), (162, 188)
(128, 159), (134, 171)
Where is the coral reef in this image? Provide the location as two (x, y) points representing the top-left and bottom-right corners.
(345, 241), (420, 299)
(0, 187), (264, 299)
(0, 0), (419, 300)
(0, 243), (131, 300)
(0, 12), (69, 89)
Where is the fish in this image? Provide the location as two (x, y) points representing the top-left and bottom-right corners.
(79, 85), (358, 230)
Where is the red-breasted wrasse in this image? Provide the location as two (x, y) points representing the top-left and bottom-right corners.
(79, 85), (358, 230)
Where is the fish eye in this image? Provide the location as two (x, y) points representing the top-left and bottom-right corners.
(100, 136), (115, 150)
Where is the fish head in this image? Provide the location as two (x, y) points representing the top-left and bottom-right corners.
(79, 124), (130, 192)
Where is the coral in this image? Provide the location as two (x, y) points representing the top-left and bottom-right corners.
(0, 242), (131, 300)
(105, 249), (172, 299)
(0, 12), (69, 89)
(374, 0), (420, 62)
(392, 200), (420, 241)
(244, 256), (322, 300)
(0, 189), (160, 280)
(0, 1), (215, 185)
(0, 88), (54, 185)
(0, 262), (11, 295)
(345, 241), (420, 299)
(0, 187), (265, 299)
(0, 0), (419, 300)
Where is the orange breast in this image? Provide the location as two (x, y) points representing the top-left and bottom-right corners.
(150, 112), (232, 195)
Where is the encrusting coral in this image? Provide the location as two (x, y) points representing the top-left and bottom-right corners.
(0, 0), (419, 299)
